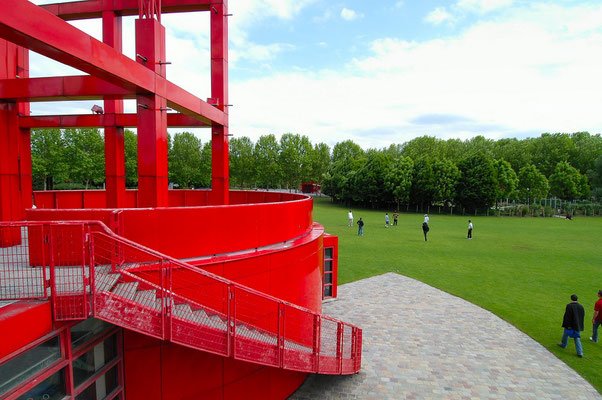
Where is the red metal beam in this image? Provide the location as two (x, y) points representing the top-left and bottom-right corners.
(0, 76), (134, 102)
(0, 0), (225, 126)
(41, 0), (213, 21)
(18, 113), (209, 128)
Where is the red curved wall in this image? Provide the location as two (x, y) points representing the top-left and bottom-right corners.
(25, 190), (329, 399)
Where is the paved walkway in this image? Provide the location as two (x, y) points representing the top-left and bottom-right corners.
(290, 273), (601, 400)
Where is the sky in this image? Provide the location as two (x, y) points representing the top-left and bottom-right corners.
(29, 0), (602, 149)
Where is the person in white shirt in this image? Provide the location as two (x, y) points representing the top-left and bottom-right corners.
(348, 210), (354, 227)
(467, 219), (473, 239)
(424, 214), (429, 224)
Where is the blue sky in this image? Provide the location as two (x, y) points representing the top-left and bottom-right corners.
(30, 0), (602, 149)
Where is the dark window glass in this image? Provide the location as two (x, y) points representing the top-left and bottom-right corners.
(73, 334), (118, 388)
(15, 368), (65, 400)
(324, 248), (333, 259)
(71, 318), (113, 350)
(324, 260), (332, 272)
(324, 286), (332, 298)
(0, 336), (61, 395)
(324, 273), (333, 284)
(75, 365), (119, 400)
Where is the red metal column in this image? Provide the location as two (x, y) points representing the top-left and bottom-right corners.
(210, 1), (229, 205)
(103, 10), (126, 208)
(135, 17), (168, 207)
(0, 41), (25, 244)
(17, 45), (32, 214)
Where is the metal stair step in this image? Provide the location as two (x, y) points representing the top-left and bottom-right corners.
(173, 304), (193, 318)
(111, 281), (139, 300)
(134, 290), (159, 310)
(94, 272), (121, 292)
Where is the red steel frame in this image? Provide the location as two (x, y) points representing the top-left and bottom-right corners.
(0, 0), (229, 218)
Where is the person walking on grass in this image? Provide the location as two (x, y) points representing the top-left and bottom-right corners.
(348, 210), (354, 227)
(557, 294), (585, 358)
(393, 211), (398, 226)
(590, 290), (602, 343)
(422, 221), (429, 242)
(385, 213), (390, 228)
(467, 219), (473, 239)
(357, 217), (364, 236)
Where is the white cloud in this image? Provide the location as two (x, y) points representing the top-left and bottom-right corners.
(341, 8), (362, 21)
(456, 0), (515, 13)
(424, 7), (455, 25)
(230, 2), (602, 149)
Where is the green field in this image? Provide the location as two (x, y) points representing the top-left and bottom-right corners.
(312, 197), (602, 393)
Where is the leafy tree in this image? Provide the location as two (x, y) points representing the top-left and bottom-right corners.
(299, 135), (314, 183)
(493, 138), (531, 173)
(549, 161), (583, 200)
(529, 133), (574, 177)
(352, 151), (392, 207)
(124, 129), (138, 187)
(31, 129), (68, 190)
(63, 128), (105, 189)
(401, 136), (443, 161)
(493, 159), (519, 205)
(168, 132), (202, 188)
(279, 133), (312, 190)
(410, 157), (436, 207)
(229, 136), (255, 188)
(254, 134), (280, 189)
(456, 152), (498, 210)
(311, 142), (330, 183)
(578, 175), (590, 200)
(431, 158), (460, 205)
(385, 156), (414, 210)
(517, 164), (549, 202)
(569, 132), (602, 176)
(199, 141), (212, 188)
(332, 140), (364, 164)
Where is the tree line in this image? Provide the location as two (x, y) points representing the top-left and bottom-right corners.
(30, 129), (602, 210)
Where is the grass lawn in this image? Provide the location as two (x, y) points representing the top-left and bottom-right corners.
(312, 196), (602, 393)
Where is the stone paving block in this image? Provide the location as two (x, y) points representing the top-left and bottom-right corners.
(289, 273), (601, 399)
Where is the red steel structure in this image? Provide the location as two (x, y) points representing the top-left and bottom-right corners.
(0, 1), (362, 399)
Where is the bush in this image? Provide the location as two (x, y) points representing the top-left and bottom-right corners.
(544, 205), (554, 217)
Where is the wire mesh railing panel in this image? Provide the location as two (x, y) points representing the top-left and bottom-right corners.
(0, 225), (47, 300)
(50, 225), (87, 320)
(318, 317), (339, 374)
(91, 232), (165, 338)
(233, 287), (279, 367)
(341, 323), (354, 373)
(171, 291), (228, 356)
(170, 265), (228, 317)
(282, 304), (315, 372)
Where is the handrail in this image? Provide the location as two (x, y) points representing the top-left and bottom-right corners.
(0, 220), (362, 375)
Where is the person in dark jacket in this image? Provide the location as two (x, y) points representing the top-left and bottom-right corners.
(422, 222), (429, 242)
(357, 218), (364, 236)
(557, 294), (585, 357)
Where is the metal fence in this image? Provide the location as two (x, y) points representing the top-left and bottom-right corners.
(0, 221), (361, 375)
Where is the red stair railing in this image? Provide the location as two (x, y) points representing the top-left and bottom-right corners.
(0, 221), (362, 375)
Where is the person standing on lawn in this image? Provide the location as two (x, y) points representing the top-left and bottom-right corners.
(357, 217), (364, 236)
(557, 294), (585, 358)
(385, 213), (390, 228)
(467, 220), (473, 239)
(393, 211), (399, 226)
(348, 210), (354, 227)
(422, 221), (429, 242)
(591, 290), (602, 343)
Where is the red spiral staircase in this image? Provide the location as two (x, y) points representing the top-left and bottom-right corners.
(0, 221), (362, 375)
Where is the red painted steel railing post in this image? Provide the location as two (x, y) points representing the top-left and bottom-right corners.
(227, 284), (236, 359)
(164, 260), (172, 341)
(46, 224), (57, 319)
(337, 322), (343, 375)
(88, 231), (96, 317)
(313, 314), (321, 373)
(80, 223), (88, 317)
(278, 302), (284, 369)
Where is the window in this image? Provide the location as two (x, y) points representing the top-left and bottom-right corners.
(323, 247), (335, 299)
(15, 368), (66, 400)
(73, 334), (118, 387)
(0, 336), (61, 396)
(71, 318), (113, 350)
(75, 365), (119, 400)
